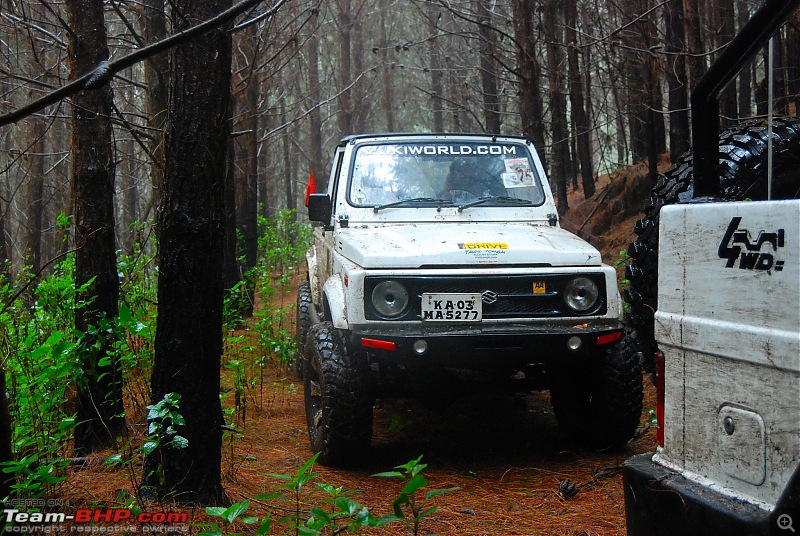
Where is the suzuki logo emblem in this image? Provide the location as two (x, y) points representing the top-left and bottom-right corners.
(481, 290), (498, 304)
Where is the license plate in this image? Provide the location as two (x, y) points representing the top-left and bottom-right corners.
(421, 293), (482, 322)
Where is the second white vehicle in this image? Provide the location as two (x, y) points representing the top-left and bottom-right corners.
(298, 133), (643, 466)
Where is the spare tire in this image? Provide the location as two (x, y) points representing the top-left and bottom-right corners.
(624, 118), (800, 366)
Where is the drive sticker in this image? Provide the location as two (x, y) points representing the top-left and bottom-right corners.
(458, 243), (508, 249)
(533, 281), (546, 294)
(457, 243), (508, 263)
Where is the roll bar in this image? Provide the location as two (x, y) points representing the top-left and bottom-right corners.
(690, 0), (800, 198)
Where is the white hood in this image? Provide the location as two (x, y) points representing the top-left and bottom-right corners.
(336, 222), (602, 268)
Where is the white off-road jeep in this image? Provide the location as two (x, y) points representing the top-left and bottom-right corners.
(297, 133), (642, 466)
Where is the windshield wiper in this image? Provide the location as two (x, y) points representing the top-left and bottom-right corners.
(457, 196), (534, 213)
(373, 197), (452, 212)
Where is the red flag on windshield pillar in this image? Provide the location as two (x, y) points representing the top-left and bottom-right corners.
(305, 170), (316, 206)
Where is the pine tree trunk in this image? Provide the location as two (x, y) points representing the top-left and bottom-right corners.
(66, 0), (125, 456)
(337, 0), (354, 136)
(716, 0), (738, 125)
(307, 2), (325, 187)
(737, 0), (754, 118)
(685, 0), (706, 91)
(429, 2), (444, 132)
(141, 0), (169, 205)
(476, 0), (501, 133)
(234, 24), (260, 315)
(145, 0), (231, 505)
(512, 0), (546, 170)
(545, 0), (569, 212)
(24, 118), (45, 272)
(664, 0), (690, 161)
(564, 1), (595, 198)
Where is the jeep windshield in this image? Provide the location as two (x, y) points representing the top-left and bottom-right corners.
(348, 141), (546, 209)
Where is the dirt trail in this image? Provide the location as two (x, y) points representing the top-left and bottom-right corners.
(65, 352), (655, 535)
(63, 175), (657, 534)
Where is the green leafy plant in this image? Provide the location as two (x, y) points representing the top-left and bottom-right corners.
(113, 302), (154, 419)
(199, 454), (402, 535)
(0, 256), (82, 500)
(254, 303), (295, 369)
(268, 452), (322, 530)
(256, 209), (312, 276)
(199, 500), (270, 536)
(614, 249), (633, 316)
(374, 455), (459, 536)
(223, 280), (250, 332)
(0, 225), (158, 502)
(142, 392), (188, 455)
(647, 408), (658, 427)
(614, 248), (631, 290)
(107, 392), (187, 500)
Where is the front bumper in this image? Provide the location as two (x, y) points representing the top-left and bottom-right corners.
(350, 321), (624, 367)
(623, 453), (800, 536)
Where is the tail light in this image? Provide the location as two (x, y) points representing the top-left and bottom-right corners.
(655, 350), (665, 447)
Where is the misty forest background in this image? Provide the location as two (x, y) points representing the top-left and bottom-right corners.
(0, 0), (798, 505)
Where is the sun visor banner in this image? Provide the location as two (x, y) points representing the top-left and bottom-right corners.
(359, 144), (521, 157)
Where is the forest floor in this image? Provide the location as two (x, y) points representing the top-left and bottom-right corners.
(59, 165), (660, 535)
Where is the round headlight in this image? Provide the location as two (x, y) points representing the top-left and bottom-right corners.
(564, 277), (599, 313)
(371, 280), (409, 318)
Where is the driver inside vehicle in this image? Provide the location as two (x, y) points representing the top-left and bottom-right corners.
(442, 157), (506, 202)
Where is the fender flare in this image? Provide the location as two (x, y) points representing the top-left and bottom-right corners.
(322, 276), (348, 329)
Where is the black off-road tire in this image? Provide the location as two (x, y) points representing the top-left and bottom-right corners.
(303, 322), (374, 466)
(550, 335), (643, 451)
(624, 119), (800, 364)
(293, 281), (314, 379)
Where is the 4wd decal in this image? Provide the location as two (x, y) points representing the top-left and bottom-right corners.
(718, 216), (785, 271)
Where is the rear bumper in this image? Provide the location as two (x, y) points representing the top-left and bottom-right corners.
(623, 453), (800, 536)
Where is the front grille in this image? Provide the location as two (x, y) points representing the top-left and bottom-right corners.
(364, 274), (607, 320)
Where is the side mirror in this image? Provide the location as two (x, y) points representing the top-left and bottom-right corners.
(307, 193), (332, 226)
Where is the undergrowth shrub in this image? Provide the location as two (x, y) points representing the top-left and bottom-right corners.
(0, 256), (82, 499)
(254, 209), (312, 371)
(199, 454), (456, 535)
(257, 209), (312, 276)
(0, 224), (158, 501)
(0, 209), (311, 502)
(222, 209), (311, 384)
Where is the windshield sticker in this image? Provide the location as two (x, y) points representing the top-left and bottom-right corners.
(360, 144), (519, 156)
(502, 158), (535, 188)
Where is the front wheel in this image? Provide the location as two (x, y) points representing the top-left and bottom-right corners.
(303, 322), (373, 466)
(550, 335), (643, 451)
(294, 281), (314, 379)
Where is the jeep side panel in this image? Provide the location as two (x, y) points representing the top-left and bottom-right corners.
(310, 146), (346, 316)
(624, 200), (800, 534)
